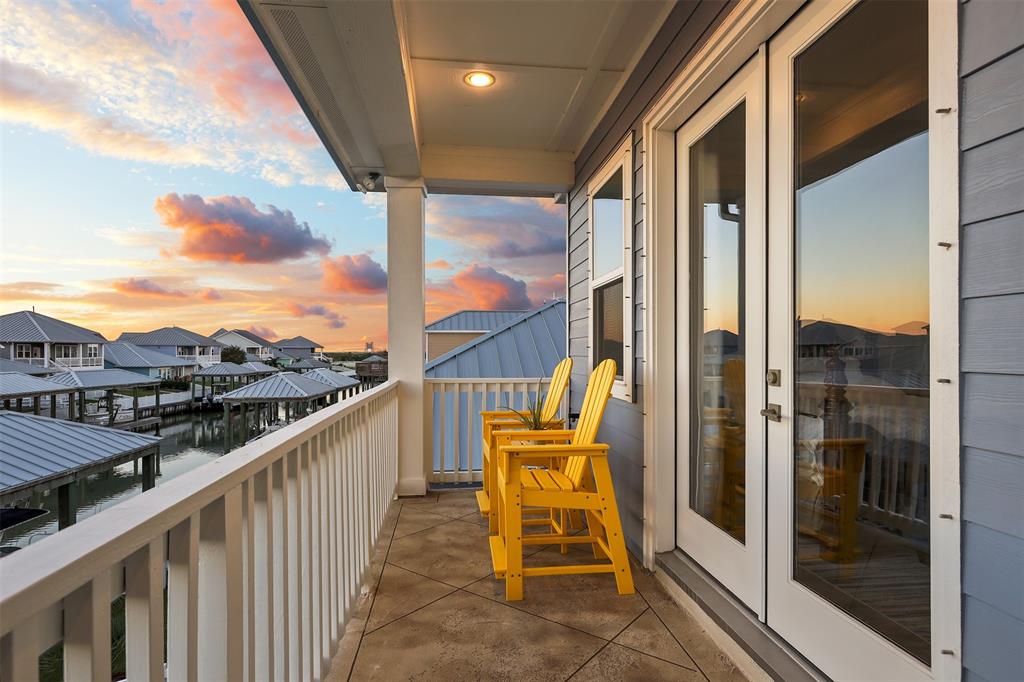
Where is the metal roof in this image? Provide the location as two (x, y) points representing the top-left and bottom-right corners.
(221, 372), (336, 402)
(425, 300), (566, 379)
(274, 335), (323, 349)
(425, 309), (529, 332)
(212, 328), (274, 347)
(288, 357), (330, 370)
(0, 411), (160, 500)
(0, 358), (56, 376)
(118, 326), (223, 347)
(194, 362), (256, 377)
(303, 368), (360, 389)
(362, 354), (387, 363)
(48, 369), (160, 390)
(0, 311), (107, 344)
(242, 361), (279, 374)
(104, 342), (194, 369)
(0, 373), (75, 399)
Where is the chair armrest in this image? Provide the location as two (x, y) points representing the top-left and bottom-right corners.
(480, 410), (519, 420)
(493, 429), (575, 445)
(501, 443), (609, 465)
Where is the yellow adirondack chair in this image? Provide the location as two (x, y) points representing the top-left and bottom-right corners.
(476, 357), (572, 532)
(490, 359), (634, 601)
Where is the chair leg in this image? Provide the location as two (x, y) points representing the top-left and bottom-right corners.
(505, 469), (524, 601)
(591, 458), (635, 595)
(559, 508), (568, 554)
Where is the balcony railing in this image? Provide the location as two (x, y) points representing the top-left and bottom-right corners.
(50, 356), (103, 369)
(425, 377), (553, 484)
(0, 379), (398, 680)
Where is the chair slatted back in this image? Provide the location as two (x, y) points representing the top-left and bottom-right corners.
(540, 357), (573, 423)
(564, 360), (617, 486)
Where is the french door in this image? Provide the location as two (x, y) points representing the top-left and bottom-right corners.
(675, 56), (766, 617)
(676, 1), (937, 678)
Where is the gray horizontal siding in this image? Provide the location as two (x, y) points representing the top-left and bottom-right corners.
(567, 0), (734, 551)
(959, 2), (1024, 679)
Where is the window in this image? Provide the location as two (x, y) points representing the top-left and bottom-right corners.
(53, 344), (78, 359)
(588, 136), (632, 400)
(85, 344), (100, 358)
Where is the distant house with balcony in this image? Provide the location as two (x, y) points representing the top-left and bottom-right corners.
(424, 309), (529, 361)
(210, 328), (278, 361)
(117, 326), (222, 372)
(103, 341), (195, 379)
(0, 310), (105, 371)
(273, 335), (326, 363)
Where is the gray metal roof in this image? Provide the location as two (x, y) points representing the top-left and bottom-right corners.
(48, 369), (160, 390)
(303, 368), (360, 389)
(425, 300), (566, 379)
(104, 342), (194, 369)
(0, 311), (107, 344)
(215, 328), (273, 347)
(194, 362), (256, 377)
(275, 335), (323, 349)
(221, 372), (336, 402)
(0, 411), (160, 500)
(118, 326), (223, 347)
(0, 358), (56, 376)
(425, 309), (529, 332)
(362, 354), (386, 363)
(242, 361), (280, 374)
(0, 373), (75, 399)
(288, 357), (330, 370)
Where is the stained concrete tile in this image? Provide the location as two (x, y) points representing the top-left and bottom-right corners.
(569, 642), (706, 681)
(350, 590), (605, 681)
(365, 563), (456, 632)
(392, 504), (454, 539)
(427, 490), (484, 519)
(385, 518), (495, 587)
(464, 546), (647, 640)
(613, 608), (699, 670)
(633, 570), (746, 680)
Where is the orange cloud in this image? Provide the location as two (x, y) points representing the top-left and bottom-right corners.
(112, 277), (186, 298)
(288, 303), (345, 329)
(428, 265), (534, 317)
(427, 259), (453, 270)
(155, 193), (331, 263)
(247, 324), (278, 340)
(322, 254), (388, 295)
(200, 288), (222, 301)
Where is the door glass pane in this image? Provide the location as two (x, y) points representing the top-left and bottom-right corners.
(793, 1), (930, 663)
(690, 104), (746, 542)
(594, 279), (624, 376)
(592, 168), (624, 280)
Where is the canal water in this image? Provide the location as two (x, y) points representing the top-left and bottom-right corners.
(1, 410), (267, 550)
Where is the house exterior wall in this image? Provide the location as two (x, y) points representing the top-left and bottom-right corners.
(425, 331), (485, 361)
(568, 0), (735, 553)
(958, 1), (1024, 680)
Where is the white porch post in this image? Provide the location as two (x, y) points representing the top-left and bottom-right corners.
(385, 176), (428, 496)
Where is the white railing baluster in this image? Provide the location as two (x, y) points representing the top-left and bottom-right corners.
(64, 570), (112, 681)
(125, 538), (165, 681)
(167, 515), (198, 682)
(272, 458), (289, 681)
(253, 469), (274, 681)
(243, 477), (256, 682)
(197, 489), (244, 681)
(300, 441), (315, 682)
(285, 450), (301, 681)
(1, 616), (40, 681)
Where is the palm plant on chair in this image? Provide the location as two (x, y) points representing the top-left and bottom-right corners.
(501, 383), (559, 431)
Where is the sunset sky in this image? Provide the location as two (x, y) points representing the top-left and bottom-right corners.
(0, 0), (566, 350)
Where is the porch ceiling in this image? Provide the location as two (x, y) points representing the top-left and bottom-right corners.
(240, 0), (672, 196)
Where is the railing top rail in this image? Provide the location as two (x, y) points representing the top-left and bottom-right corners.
(0, 378), (399, 635)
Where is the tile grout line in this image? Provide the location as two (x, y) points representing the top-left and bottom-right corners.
(562, 607), (648, 681)
(635, 580), (713, 682)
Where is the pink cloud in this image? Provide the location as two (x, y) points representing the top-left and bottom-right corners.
(527, 273), (566, 302)
(112, 278), (186, 298)
(427, 259), (453, 270)
(429, 265), (534, 314)
(426, 195), (566, 260)
(322, 254), (388, 295)
(248, 324), (278, 340)
(200, 288), (222, 301)
(155, 193), (331, 263)
(288, 303), (345, 329)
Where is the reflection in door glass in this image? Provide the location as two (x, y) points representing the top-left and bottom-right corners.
(793, 1), (930, 664)
(690, 104), (746, 542)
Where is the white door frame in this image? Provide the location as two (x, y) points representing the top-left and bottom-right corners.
(641, 0), (960, 679)
(674, 54), (766, 617)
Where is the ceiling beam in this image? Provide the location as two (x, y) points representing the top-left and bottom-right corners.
(421, 144), (573, 197)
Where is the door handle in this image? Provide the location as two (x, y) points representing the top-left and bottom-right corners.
(760, 404), (782, 422)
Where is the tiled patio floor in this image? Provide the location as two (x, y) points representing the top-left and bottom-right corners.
(326, 490), (750, 681)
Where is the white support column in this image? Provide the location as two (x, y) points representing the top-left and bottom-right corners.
(385, 176), (428, 496)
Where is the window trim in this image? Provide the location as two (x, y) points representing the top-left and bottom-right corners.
(587, 135), (633, 401)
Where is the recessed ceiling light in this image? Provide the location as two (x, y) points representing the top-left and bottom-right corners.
(464, 71), (495, 88)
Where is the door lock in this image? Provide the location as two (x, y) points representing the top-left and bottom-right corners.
(766, 369), (781, 386)
(760, 404), (782, 422)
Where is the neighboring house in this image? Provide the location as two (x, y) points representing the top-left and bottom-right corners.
(287, 357), (330, 373)
(103, 341), (194, 379)
(274, 335), (326, 361)
(210, 328), (277, 360)
(424, 309), (528, 361)
(117, 327), (222, 371)
(0, 357), (58, 376)
(0, 310), (105, 371)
